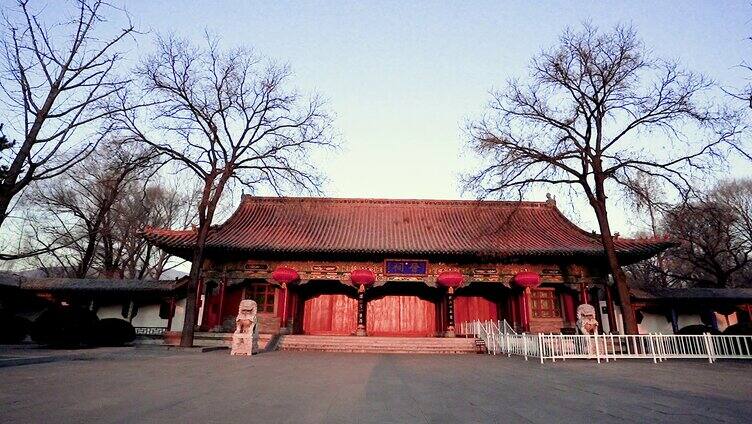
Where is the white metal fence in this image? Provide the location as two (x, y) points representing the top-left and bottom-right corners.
(459, 319), (516, 337)
(462, 320), (752, 364)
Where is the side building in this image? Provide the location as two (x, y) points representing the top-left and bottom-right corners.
(144, 195), (671, 337)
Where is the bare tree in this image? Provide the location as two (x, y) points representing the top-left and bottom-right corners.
(0, 0), (136, 230)
(111, 35), (335, 346)
(100, 178), (199, 279)
(0, 124), (13, 181)
(661, 179), (752, 288)
(623, 173), (670, 287)
(465, 24), (743, 334)
(23, 139), (156, 277)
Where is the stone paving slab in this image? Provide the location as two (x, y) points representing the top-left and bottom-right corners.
(0, 348), (750, 423)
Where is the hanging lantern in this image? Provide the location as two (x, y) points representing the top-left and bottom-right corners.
(514, 272), (541, 288)
(271, 266), (300, 285)
(436, 271), (464, 288)
(350, 269), (376, 286)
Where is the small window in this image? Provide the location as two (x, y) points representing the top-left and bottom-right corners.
(531, 289), (561, 319)
(246, 283), (275, 313)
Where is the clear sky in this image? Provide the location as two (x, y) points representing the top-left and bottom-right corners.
(47, 1), (752, 234)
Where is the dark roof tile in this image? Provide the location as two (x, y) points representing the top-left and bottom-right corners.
(144, 196), (673, 260)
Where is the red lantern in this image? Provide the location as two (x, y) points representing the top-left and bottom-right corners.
(350, 269), (376, 286)
(514, 272), (541, 288)
(271, 266), (299, 285)
(436, 271), (464, 288)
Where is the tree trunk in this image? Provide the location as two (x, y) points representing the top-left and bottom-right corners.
(76, 229), (99, 278)
(592, 200), (639, 334)
(0, 192), (12, 228)
(179, 174), (228, 347)
(179, 244), (204, 347)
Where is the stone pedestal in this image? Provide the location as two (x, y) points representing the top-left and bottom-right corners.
(231, 299), (257, 356)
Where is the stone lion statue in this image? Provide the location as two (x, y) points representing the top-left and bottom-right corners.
(576, 303), (599, 335)
(230, 299), (257, 356)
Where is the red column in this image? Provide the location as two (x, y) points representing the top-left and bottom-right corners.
(356, 284), (367, 336)
(562, 292), (576, 325)
(605, 284), (618, 333)
(520, 288), (531, 332)
(445, 287), (456, 337)
(580, 283), (589, 304)
(279, 283), (288, 330)
(216, 280), (226, 327)
(506, 296), (514, 328)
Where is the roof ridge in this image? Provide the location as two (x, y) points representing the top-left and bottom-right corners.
(239, 194), (553, 207)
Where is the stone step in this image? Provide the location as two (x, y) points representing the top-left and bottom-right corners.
(279, 340), (475, 346)
(277, 335), (480, 354)
(279, 336), (474, 342)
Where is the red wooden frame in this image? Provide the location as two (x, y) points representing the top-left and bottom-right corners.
(246, 282), (276, 313)
(530, 288), (562, 319)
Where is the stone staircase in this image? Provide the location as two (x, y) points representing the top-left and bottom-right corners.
(276, 335), (480, 354)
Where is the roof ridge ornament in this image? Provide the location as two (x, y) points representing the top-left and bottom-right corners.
(545, 193), (557, 207)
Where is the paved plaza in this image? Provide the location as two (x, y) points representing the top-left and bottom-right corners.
(1, 346), (750, 423)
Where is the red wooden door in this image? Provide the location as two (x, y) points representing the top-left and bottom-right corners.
(367, 296), (436, 336)
(454, 296), (499, 325)
(220, 287), (244, 327)
(302, 294), (357, 335)
(200, 283), (222, 330)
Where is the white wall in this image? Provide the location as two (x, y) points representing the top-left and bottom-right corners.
(677, 314), (703, 329)
(637, 312), (674, 334)
(637, 313), (710, 334)
(97, 305), (124, 320)
(130, 304), (168, 328)
(96, 302), (168, 329)
(95, 297), (203, 332)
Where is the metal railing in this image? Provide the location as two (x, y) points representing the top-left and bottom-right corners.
(459, 319), (517, 337)
(461, 320), (752, 364)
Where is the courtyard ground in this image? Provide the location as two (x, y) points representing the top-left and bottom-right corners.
(0, 346), (750, 423)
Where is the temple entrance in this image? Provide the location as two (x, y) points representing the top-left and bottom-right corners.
(454, 283), (508, 325)
(366, 282), (439, 336)
(301, 282), (358, 335)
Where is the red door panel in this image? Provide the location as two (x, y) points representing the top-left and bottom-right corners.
(303, 294), (357, 335)
(201, 283), (222, 330)
(221, 288), (244, 326)
(454, 296), (499, 325)
(367, 296), (436, 336)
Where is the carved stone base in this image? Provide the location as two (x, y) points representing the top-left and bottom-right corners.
(355, 326), (367, 337)
(230, 333), (253, 356)
(444, 330), (456, 338)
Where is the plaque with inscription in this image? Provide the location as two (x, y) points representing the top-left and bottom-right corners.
(385, 260), (428, 276)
